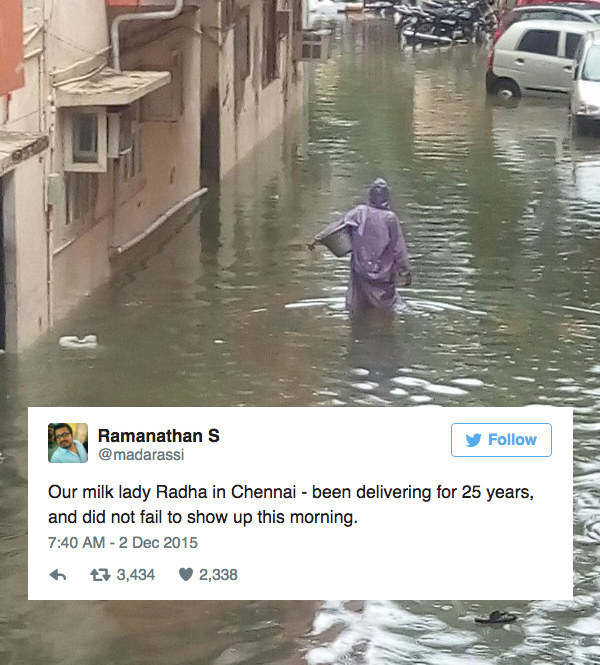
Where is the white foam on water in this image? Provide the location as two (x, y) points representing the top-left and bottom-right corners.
(424, 384), (468, 396)
(556, 386), (581, 394)
(392, 376), (429, 388)
(583, 518), (600, 543)
(568, 617), (600, 636)
(285, 297), (344, 309)
(307, 601), (371, 665)
(451, 378), (484, 387)
(417, 630), (478, 648)
(574, 422), (600, 432)
(351, 382), (378, 392)
(406, 298), (487, 317)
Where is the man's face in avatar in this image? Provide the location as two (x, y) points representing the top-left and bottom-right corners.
(55, 427), (73, 449)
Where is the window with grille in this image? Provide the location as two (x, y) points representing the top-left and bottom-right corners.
(65, 173), (97, 225)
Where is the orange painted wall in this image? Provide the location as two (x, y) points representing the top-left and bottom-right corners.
(0, 0), (25, 95)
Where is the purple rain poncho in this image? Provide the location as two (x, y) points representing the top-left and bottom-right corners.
(316, 179), (411, 314)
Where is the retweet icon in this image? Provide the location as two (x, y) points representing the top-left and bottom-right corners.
(466, 433), (481, 447)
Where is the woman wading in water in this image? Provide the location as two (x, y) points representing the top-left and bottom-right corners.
(309, 179), (412, 314)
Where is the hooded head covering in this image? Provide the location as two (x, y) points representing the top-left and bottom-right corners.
(367, 178), (391, 210)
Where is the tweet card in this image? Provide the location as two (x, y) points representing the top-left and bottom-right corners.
(29, 406), (572, 600)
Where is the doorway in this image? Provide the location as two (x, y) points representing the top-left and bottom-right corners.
(201, 86), (220, 184)
(200, 3), (221, 185)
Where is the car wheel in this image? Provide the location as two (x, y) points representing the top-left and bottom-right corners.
(494, 78), (521, 100)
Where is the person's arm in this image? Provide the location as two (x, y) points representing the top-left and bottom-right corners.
(389, 214), (412, 284)
(308, 208), (358, 251)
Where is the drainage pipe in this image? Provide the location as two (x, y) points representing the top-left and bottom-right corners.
(110, 0), (184, 72)
(112, 186), (208, 255)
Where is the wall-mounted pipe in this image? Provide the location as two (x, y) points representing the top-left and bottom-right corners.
(110, 0), (184, 72)
(112, 186), (208, 255)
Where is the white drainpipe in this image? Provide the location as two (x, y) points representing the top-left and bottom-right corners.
(110, 0), (184, 72)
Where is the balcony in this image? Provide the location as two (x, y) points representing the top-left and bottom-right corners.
(0, 131), (49, 177)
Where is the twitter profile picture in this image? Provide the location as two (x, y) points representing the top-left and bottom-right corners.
(49, 423), (89, 463)
(466, 433), (481, 447)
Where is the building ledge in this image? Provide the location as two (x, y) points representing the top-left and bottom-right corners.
(55, 68), (171, 107)
(0, 131), (49, 176)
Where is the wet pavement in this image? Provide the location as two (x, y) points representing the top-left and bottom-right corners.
(2, 17), (600, 665)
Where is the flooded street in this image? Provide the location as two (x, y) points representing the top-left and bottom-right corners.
(2, 17), (600, 665)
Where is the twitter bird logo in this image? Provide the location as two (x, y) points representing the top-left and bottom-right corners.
(466, 433), (481, 447)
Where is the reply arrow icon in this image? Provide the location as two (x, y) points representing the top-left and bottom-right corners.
(50, 569), (66, 581)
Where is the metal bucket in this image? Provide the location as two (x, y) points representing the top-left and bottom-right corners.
(319, 221), (352, 257)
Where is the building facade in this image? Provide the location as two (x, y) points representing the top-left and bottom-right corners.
(0, 0), (313, 351)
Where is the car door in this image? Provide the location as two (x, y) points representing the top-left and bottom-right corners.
(557, 31), (583, 92)
(514, 28), (562, 93)
(570, 38), (586, 114)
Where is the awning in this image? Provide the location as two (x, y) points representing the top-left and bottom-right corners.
(55, 68), (171, 107)
(0, 131), (49, 176)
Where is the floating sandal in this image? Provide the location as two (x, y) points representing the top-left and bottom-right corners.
(475, 610), (517, 625)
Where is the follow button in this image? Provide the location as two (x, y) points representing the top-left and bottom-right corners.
(451, 423), (552, 458)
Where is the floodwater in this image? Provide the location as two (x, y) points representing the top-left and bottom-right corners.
(2, 17), (600, 665)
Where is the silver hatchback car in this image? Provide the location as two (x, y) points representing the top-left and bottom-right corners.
(487, 19), (599, 98)
(570, 29), (600, 131)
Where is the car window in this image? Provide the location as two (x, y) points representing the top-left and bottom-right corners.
(558, 13), (586, 22)
(591, 13), (600, 24)
(527, 9), (562, 21)
(565, 33), (583, 59)
(517, 29), (559, 56)
(582, 44), (600, 81)
(519, 10), (561, 21)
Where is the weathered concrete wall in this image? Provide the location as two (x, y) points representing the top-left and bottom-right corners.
(1, 0), (110, 346)
(0, 3), (48, 350)
(45, 0), (109, 72)
(51, 8), (202, 327)
(112, 10), (202, 249)
(1, 0), (306, 350)
(218, 0), (305, 178)
(52, 218), (111, 321)
(3, 157), (48, 351)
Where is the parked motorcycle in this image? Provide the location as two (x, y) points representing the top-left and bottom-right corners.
(394, 0), (497, 46)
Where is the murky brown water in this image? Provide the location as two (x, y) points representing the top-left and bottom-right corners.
(2, 17), (600, 665)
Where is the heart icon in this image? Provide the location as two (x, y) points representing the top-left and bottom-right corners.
(179, 568), (193, 581)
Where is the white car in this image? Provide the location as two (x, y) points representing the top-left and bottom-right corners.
(570, 29), (600, 131)
(486, 19), (599, 98)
